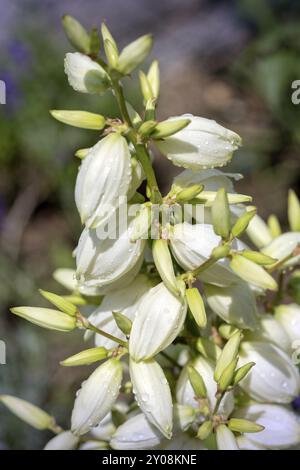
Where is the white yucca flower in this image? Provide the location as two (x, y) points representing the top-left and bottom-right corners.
(204, 281), (258, 330)
(238, 341), (300, 403)
(170, 223), (243, 286)
(110, 413), (162, 450)
(76, 214), (146, 294)
(155, 115), (241, 169)
(85, 274), (152, 348)
(64, 52), (110, 94)
(129, 358), (173, 438)
(275, 303), (300, 343)
(91, 412), (116, 441)
(247, 314), (291, 353)
(262, 232), (300, 268)
(127, 157), (145, 200)
(75, 134), (132, 228)
(176, 356), (234, 418)
(71, 358), (122, 435)
(216, 424), (239, 450)
(129, 282), (187, 361)
(234, 403), (300, 449)
(44, 431), (79, 450)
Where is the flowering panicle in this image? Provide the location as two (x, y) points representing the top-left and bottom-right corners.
(3, 15), (300, 451)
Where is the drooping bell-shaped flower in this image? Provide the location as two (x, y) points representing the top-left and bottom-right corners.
(238, 341), (300, 404)
(169, 222), (243, 286)
(75, 133), (132, 228)
(129, 358), (173, 439)
(129, 282), (187, 361)
(110, 413), (162, 450)
(204, 281), (258, 330)
(64, 52), (110, 94)
(71, 358), (123, 436)
(176, 356), (234, 418)
(234, 403), (300, 450)
(86, 274), (153, 349)
(75, 212), (146, 294)
(154, 115), (241, 169)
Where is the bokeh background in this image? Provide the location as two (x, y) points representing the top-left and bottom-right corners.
(0, 0), (300, 449)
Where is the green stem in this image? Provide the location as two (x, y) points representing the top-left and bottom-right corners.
(87, 322), (127, 348)
(181, 256), (219, 282)
(212, 391), (225, 416)
(111, 79), (162, 204)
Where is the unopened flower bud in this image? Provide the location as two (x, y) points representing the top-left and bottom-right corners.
(197, 420), (213, 440)
(60, 347), (108, 367)
(241, 250), (276, 265)
(218, 357), (238, 391)
(10, 307), (76, 332)
(186, 288), (207, 328)
(231, 208), (256, 238)
(228, 418), (264, 434)
(175, 184), (204, 203)
(246, 214), (272, 248)
(147, 60), (160, 99)
(112, 311), (132, 335)
(230, 254), (277, 291)
(104, 39), (119, 68)
(214, 331), (242, 382)
(187, 365), (207, 398)
(288, 189), (300, 231)
(233, 362), (255, 385)
(152, 239), (180, 296)
(62, 15), (90, 54)
(212, 188), (231, 239)
(39, 289), (77, 316)
(50, 110), (106, 130)
(152, 118), (191, 139)
(0, 395), (53, 430)
(267, 214), (282, 238)
(117, 34), (153, 75)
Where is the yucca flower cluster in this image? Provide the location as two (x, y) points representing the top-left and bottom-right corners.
(2, 16), (300, 451)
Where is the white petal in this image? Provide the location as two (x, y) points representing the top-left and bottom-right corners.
(170, 223), (241, 286)
(64, 52), (109, 94)
(216, 424), (239, 450)
(129, 358), (173, 438)
(262, 232), (300, 268)
(76, 214), (146, 292)
(234, 403), (300, 449)
(275, 303), (300, 343)
(247, 314), (291, 353)
(239, 342), (300, 404)
(110, 413), (162, 450)
(129, 282), (187, 360)
(204, 281), (258, 330)
(75, 134), (132, 228)
(71, 359), (122, 435)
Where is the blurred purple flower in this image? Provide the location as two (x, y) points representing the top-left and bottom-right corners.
(292, 395), (300, 411)
(9, 41), (30, 66)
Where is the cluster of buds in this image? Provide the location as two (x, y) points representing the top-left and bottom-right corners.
(2, 15), (300, 451)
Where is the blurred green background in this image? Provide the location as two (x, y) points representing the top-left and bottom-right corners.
(0, 0), (300, 449)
